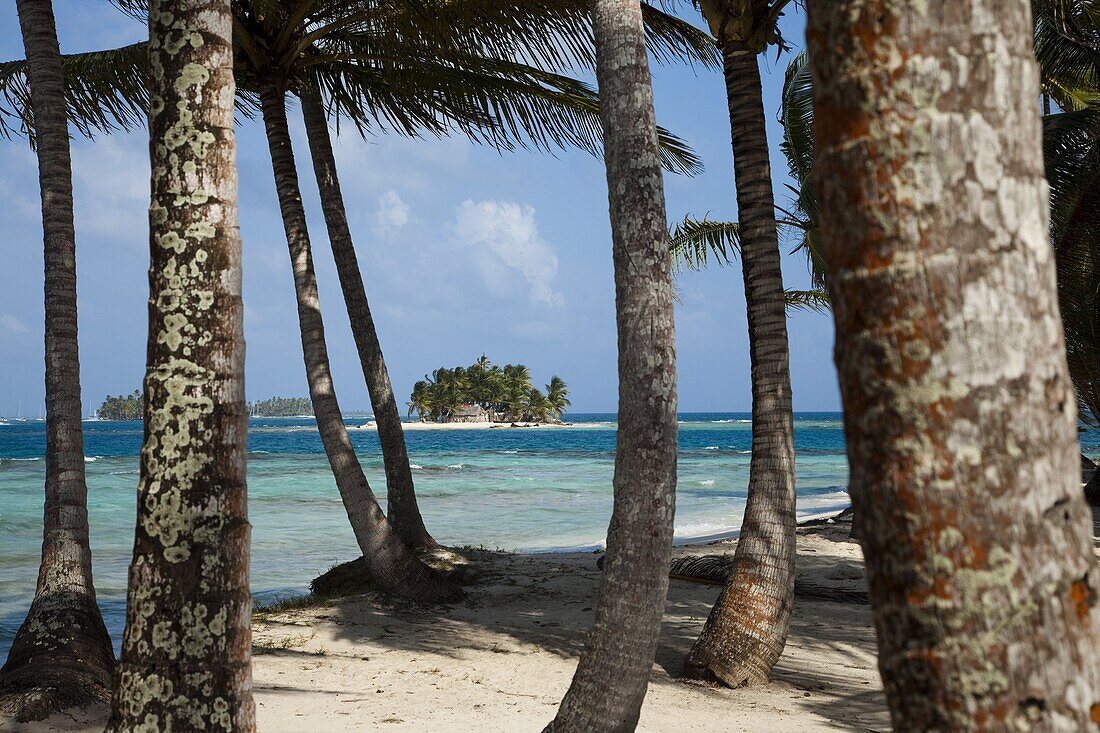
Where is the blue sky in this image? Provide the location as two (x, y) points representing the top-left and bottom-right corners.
(0, 2), (838, 415)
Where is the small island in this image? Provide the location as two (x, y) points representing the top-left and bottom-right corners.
(249, 397), (314, 417)
(96, 393), (315, 420)
(97, 390), (143, 420)
(408, 356), (569, 424)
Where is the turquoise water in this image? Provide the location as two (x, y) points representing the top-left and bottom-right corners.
(2, 412), (851, 657)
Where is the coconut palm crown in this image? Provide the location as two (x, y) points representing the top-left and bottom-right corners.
(2, 0), (719, 174)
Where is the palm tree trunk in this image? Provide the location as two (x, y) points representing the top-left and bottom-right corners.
(0, 0), (114, 720)
(258, 83), (458, 602)
(298, 85), (437, 554)
(684, 43), (796, 687)
(543, 0), (677, 728)
(106, 3), (253, 730)
(807, 0), (1100, 728)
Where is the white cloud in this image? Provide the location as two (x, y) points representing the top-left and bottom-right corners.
(453, 200), (563, 307)
(374, 190), (410, 234)
(0, 313), (28, 335)
(70, 135), (148, 251)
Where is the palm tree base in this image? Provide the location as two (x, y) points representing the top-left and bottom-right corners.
(682, 634), (774, 688)
(0, 593), (113, 722)
(388, 517), (443, 559)
(311, 554), (466, 603)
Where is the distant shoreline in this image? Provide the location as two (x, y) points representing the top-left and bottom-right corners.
(352, 420), (585, 431)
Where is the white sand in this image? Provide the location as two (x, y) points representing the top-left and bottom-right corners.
(3, 523), (889, 733)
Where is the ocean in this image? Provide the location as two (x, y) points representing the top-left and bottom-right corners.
(3, 412), (1095, 659)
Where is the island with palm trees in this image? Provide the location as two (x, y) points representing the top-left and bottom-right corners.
(406, 356), (570, 425)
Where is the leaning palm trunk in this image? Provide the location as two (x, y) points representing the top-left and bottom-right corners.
(684, 42), (796, 687)
(107, 2), (254, 730)
(543, 0), (678, 729)
(258, 84), (457, 602)
(299, 86), (437, 554)
(807, 0), (1100, 728)
(0, 0), (114, 720)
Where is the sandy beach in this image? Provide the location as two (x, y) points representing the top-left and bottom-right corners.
(9, 509), (1100, 732)
(4, 517), (892, 733)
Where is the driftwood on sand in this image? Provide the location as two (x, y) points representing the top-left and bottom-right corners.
(595, 539), (871, 605)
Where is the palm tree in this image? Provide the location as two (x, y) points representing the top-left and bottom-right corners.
(543, 0), (677, 728)
(228, 0), (711, 569)
(546, 376), (571, 420)
(778, 9), (1100, 429)
(807, 0), (1100, 726)
(466, 355), (501, 413)
(279, 0), (706, 550)
(526, 387), (551, 422)
(106, 1), (254, 729)
(256, 76), (460, 601)
(212, 0), (699, 589)
(1048, 106), (1100, 429)
(1036, 0), (1100, 430)
(684, 2), (1100, 452)
(0, 0), (114, 720)
(300, 82), (436, 552)
(0, 40), (148, 141)
(502, 363), (533, 420)
(408, 380), (433, 421)
(681, 0), (798, 688)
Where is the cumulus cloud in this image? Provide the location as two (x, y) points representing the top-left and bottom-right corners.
(0, 313), (28, 335)
(374, 190), (410, 234)
(454, 199), (563, 307)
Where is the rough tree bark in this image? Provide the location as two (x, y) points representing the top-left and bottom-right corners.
(0, 0), (115, 721)
(107, 1), (254, 730)
(258, 83), (459, 602)
(543, 0), (678, 728)
(685, 5), (797, 687)
(807, 0), (1100, 729)
(299, 85), (438, 554)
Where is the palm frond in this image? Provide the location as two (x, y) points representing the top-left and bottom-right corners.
(783, 288), (831, 314)
(372, 0), (721, 71)
(1044, 105), (1100, 424)
(779, 51), (812, 185)
(775, 51), (829, 288)
(0, 43), (148, 141)
(640, 4), (721, 69)
(1036, 12), (1100, 111)
(309, 51), (702, 174)
(668, 216), (740, 272)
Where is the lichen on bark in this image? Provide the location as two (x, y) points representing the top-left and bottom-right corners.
(807, 0), (1100, 729)
(107, 1), (252, 730)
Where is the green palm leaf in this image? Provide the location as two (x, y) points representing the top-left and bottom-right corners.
(0, 42), (147, 140)
(668, 214), (831, 314)
(1045, 105), (1100, 423)
(781, 288), (831, 314)
(668, 216), (739, 272)
(310, 54), (702, 174)
(94, 0), (708, 175)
